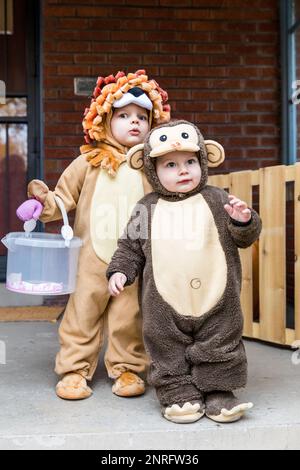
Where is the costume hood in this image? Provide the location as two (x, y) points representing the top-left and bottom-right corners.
(127, 120), (225, 200)
(80, 70), (171, 176)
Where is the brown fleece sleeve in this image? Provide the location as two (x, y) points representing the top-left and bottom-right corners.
(107, 206), (146, 286)
(227, 208), (262, 248)
(27, 155), (88, 223)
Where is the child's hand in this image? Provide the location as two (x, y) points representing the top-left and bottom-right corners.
(224, 195), (251, 223)
(108, 273), (127, 297)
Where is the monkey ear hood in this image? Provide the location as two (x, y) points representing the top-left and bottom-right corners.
(128, 120), (225, 198)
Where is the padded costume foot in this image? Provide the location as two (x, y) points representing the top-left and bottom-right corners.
(163, 402), (205, 424)
(56, 373), (93, 400)
(112, 371), (145, 397)
(205, 391), (253, 423)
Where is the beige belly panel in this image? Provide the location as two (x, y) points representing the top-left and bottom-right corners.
(151, 194), (227, 317)
(90, 163), (144, 264)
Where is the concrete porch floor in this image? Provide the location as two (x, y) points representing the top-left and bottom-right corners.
(0, 321), (299, 450)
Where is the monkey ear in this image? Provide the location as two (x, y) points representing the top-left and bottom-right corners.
(204, 140), (225, 167)
(127, 144), (145, 170)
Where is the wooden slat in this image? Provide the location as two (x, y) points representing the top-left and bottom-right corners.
(252, 322), (260, 340)
(286, 328), (295, 346)
(230, 171), (254, 337)
(208, 174), (228, 189)
(251, 170), (259, 186)
(294, 164), (300, 341)
(259, 166), (286, 343)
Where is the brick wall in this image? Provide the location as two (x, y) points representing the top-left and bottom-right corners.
(43, 0), (280, 187)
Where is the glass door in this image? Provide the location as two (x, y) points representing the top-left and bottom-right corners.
(0, 0), (41, 280)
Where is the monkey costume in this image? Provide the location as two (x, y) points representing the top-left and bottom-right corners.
(26, 70), (171, 399)
(107, 120), (262, 423)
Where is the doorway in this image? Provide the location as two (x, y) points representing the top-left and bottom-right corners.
(0, 0), (41, 281)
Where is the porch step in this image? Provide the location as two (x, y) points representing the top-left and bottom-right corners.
(0, 322), (299, 450)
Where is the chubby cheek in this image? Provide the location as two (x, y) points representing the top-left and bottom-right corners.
(158, 171), (177, 191)
(139, 123), (150, 140)
(192, 166), (202, 184)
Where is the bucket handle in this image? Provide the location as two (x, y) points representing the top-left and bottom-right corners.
(54, 196), (74, 247)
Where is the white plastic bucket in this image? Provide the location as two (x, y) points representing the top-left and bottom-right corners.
(1, 197), (83, 295)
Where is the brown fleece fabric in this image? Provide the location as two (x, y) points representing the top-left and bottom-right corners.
(107, 121), (262, 407)
(108, 188), (261, 406)
(205, 391), (241, 415)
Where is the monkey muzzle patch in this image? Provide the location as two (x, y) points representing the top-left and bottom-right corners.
(150, 141), (200, 157)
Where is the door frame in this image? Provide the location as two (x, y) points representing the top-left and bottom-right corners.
(0, 0), (42, 281)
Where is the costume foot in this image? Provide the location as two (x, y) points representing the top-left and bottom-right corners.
(56, 373), (93, 400)
(205, 391), (253, 423)
(112, 371), (145, 397)
(163, 402), (205, 424)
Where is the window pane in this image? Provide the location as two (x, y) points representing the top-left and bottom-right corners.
(0, 123), (27, 255)
(8, 123), (27, 230)
(296, 27), (300, 160)
(0, 124), (7, 255)
(0, 0), (27, 94)
(0, 97), (27, 117)
(0, 0), (13, 34)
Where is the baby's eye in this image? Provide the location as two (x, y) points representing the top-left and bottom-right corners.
(167, 162), (176, 168)
(139, 115), (148, 121)
(119, 113), (128, 118)
(182, 132), (189, 139)
(160, 135), (167, 142)
(187, 158), (197, 164)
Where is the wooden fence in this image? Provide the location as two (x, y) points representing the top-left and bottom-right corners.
(208, 163), (300, 346)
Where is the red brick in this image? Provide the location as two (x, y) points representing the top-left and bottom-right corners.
(195, 113), (227, 123)
(211, 102), (244, 112)
(89, 19), (122, 30)
(75, 6), (107, 17)
(192, 90), (225, 100)
(57, 41), (90, 52)
(57, 65), (91, 75)
(74, 54), (107, 64)
(112, 31), (145, 41)
(177, 78), (210, 88)
(176, 31), (211, 42)
(110, 7), (143, 17)
(142, 8), (176, 18)
(143, 54), (176, 64)
(173, 55), (207, 66)
(229, 114), (259, 123)
(209, 79), (242, 89)
(44, 6), (76, 17)
(159, 43), (192, 53)
(58, 18), (89, 30)
(192, 43), (226, 54)
(179, 102), (209, 112)
(45, 53), (74, 64)
(210, 56), (242, 66)
(174, 9), (212, 20)
(107, 54), (142, 65)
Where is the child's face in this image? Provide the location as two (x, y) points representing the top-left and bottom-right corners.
(156, 151), (201, 193)
(110, 103), (150, 147)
